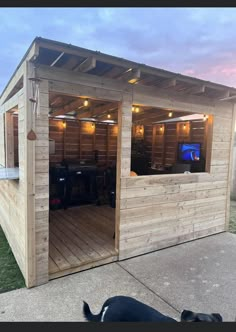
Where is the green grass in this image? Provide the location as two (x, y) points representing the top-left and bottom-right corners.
(0, 226), (25, 294)
(229, 201), (236, 234)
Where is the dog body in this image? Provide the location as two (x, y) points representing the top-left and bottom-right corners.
(83, 295), (177, 322)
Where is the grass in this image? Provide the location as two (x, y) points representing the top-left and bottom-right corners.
(0, 226), (25, 294)
(229, 200), (236, 234)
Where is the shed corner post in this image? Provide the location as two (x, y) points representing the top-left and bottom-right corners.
(226, 102), (236, 231)
(115, 93), (133, 252)
(24, 60), (36, 288)
(24, 60), (50, 287)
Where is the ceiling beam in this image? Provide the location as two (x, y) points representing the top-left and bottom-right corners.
(186, 84), (206, 95)
(119, 68), (141, 84)
(133, 110), (191, 125)
(74, 56), (96, 72)
(217, 90), (231, 100)
(92, 102), (118, 114)
(49, 96), (64, 106)
(76, 102), (118, 119)
(50, 52), (64, 67)
(50, 98), (85, 116)
(158, 78), (177, 89)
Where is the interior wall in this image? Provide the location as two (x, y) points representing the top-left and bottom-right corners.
(49, 118), (118, 166)
(152, 120), (206, 166)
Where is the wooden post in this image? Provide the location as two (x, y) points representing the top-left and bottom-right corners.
(115, 94), (132, 251)
(205, 115), (213, 173)
(24, 60), (36, 288)
(226, 103), (236, 230)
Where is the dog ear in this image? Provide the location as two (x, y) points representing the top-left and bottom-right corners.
(211, 313), (223, 322)
(181, 310), (196, 321)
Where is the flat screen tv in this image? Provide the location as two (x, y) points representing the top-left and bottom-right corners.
(178, 143), (201, 162)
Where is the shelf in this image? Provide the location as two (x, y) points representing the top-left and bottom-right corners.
(0, 167), (19, 180)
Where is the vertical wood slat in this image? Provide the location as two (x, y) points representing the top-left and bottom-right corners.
(34, 79), (49, 286)
(115, 95), (133, 250)
(5, 112), (14, 167)
(0, 113), (5, 167)
(24, 60), (36, 287)
(226, 104), (236, 230)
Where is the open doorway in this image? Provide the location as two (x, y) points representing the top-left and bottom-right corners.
(48, 94), (119, 279)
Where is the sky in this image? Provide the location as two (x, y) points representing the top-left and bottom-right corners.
(1, 7), (236, 93)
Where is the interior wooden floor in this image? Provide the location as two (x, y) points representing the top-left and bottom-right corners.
(49, 205), (117, 279)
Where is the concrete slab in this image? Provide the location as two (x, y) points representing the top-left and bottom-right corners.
(119, 232), (236, 322)
(0, 262), (179, 321)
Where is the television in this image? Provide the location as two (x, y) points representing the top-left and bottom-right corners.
(178, 143), (201, 162)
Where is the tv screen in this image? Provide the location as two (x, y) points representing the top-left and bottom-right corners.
(178, 143), (201, 162)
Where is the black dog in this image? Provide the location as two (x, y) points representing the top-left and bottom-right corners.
(83, 295), (177, 322)
(181, 310), (223, 322)
(83, 296), (223, 322)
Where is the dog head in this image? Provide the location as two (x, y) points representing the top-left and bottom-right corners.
(181, 310), (223, 322)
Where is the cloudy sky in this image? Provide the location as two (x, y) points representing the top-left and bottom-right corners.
(1, 7), (236, 93)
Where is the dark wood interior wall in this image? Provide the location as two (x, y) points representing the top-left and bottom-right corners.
(152, 120), (206, 166)
(13, 117), (206, 169)
(144, 125), (152, 162)
(49, 119), (118, 166)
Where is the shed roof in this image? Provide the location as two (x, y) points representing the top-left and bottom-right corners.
(2, 36), (236, 102)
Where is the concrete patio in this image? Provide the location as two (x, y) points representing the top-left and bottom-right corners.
(0, 232), (236, 322)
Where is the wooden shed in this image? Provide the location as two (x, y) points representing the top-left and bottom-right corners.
(0, 37), (236, 288)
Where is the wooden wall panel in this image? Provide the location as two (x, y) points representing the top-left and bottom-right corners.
(0, 89), (26, 280)
(49, 119), (118, 166)
(119, 107), (232, 261)
(34, 80), (49, 286)
(151, 120), (207, 167)
(0, 113), (5, 167)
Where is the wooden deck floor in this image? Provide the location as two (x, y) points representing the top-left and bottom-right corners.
(49, 205), (117, 279)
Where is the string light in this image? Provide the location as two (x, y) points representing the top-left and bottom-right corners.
(168, 111), (173, 117)
(107, 113), (111, 119)
(84, 98), (89, 107)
